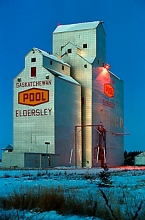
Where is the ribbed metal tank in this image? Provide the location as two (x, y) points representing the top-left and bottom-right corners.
(92, 66), (124, 166)
(53, 21), (124, 167)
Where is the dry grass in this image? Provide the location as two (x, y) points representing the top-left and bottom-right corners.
(0, 185), (111, 219)
(0, 185), (144, 220)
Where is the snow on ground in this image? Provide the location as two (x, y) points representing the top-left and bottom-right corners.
(0, 166), (145, 219)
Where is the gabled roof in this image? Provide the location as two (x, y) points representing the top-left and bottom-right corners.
(61, 42), (95, 64)
(78, 55), (96, 64)
(53, 21), (103, 33)
(1, 144), (13, 151)
(45, 67), (80, 85)
(30, 48), (70, 67)
(61, 42), (82, 50)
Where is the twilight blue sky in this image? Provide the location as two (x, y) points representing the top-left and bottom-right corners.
(0, 0), (145, 157)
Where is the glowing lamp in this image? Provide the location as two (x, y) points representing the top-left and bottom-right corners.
(103, 63), (110, 70)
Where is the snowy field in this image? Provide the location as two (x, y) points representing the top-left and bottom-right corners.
(0, 166), (145, 219)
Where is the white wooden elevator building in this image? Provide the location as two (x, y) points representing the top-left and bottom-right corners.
(2, 21), (124, 168)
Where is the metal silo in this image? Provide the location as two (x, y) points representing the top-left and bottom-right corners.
(53, 21), (124, 167)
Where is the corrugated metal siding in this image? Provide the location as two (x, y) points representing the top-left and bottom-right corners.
(135, 152), (145, 165)
(10, 48), (81, 168)
(61, 55), (93, 167)
(53, 29), (97, 59)
(92, 66), (124, 166)
(24, 153), (59, 168)
(2, 152), (24, 168)
(53, 23), (106, 167)
(135, 156), (145, 165)
(3, 21), (124, 168)
(43, 56), (70, 76)
(13, 50), (55, 155)
(55, 77), (82, 167)
(96, 24), (106, 66)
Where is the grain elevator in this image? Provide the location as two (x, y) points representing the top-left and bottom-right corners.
(2, 21), (124, 168)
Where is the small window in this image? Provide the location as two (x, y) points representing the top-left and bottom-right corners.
(17, 77), (21, 82)
(81, 97), (84, 105)
(62, 65), (64, 70)
(84, 64), (87, 68)
(31, 58), (36, 62)
(31, 67), (36, 77)
(68, 49), (72, 53)
(46, 74), (49, 79)
(50, 60), (52, 65)
(83, 44), (87, 48)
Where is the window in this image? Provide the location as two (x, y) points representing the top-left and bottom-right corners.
(62, 65), (64, 70)
(46, 74), (49, 79)
(50, 60), (52, 65)
(68, 49), (72, 53)
(81, 97), (84, 105)
(84, 64), (87, 68)
(31, 58), (36, 62)
(17, 77), (21, 82)
(83, 44), (87, 48)
(31, 67), (36, 77)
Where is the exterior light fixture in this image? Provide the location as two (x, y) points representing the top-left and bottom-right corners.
(103, 63), (110, 70)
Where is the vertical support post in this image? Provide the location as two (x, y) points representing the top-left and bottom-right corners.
(74, 126), (77, 167)
(75, 124), (106, 168)
(40, 154), (41, 169)
(98, 125), (106, 168)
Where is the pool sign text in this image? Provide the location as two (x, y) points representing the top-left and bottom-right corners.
(15, 108), (52, 117)
(18, 88), (49, 106)
(16, 80), (51, 88)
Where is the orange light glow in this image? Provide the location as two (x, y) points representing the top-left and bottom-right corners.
(105, 64), (110, 69)
(102, 67), (108, 74)
(103, 63), (110, 71)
